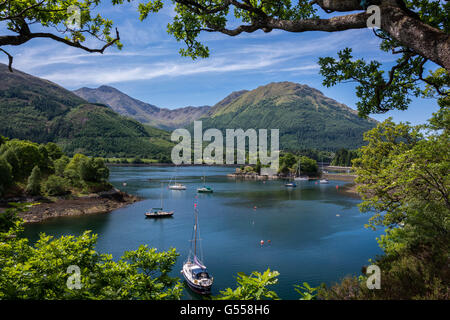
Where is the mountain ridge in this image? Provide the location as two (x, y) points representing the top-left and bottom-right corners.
(74, 85), (212, 130)
(0, 63), (173, 158)
(74, 81), (377, 151)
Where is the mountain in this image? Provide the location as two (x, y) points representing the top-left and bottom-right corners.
(74, 86), (211, 130)
(200, 82), (377, 151)
(0, 63), (173, 158)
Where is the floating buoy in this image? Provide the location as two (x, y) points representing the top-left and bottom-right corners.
(122, 182), (127, 187)
(254, 206), (257, 210)
(267, 240), (271, 244)
(336, 214), (340, 217)
(260, 240), (264, 245)
(315, 182), (318, 185)
(336, 185), (339, 189)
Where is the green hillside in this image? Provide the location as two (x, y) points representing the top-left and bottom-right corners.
(201, 82), (377, 151)
(0, 64), (173, 158)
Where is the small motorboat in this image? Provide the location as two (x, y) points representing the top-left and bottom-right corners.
(294, 176), (309, 181)
(319, 179), (329, 184)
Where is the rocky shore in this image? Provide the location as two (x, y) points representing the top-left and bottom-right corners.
(4, 189), (140, 223)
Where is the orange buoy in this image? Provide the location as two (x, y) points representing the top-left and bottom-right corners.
(260, 240), (264, 245)
(267, 240), (271, 244)
(336, 185), (339, 189)
(254, 206), (257, 210)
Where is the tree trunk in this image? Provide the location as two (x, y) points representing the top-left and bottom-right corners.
(381, 5), (450, 71)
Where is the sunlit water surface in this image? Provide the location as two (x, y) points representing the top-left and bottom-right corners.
(23, 166), (383, 299)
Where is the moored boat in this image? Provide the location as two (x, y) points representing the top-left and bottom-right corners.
(197, 186), (213, 193)
(169, 183), (187, 190)
(285, 182), (297, 187)
(145, 208), (174, 218)
(181, 202), (213, 294)
(146, 182), (174, 218)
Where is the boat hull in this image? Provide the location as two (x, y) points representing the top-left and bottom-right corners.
(145, 211), (174, 218)
(182, 271), (212, 294)
(169, 185), (186, 190)
(197, 189), (213, 193)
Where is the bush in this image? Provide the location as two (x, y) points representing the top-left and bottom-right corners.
(79, 157), (109, 182)
(54, 155), (70, 177)
(43, 175), (70, 196)
(0, 156), (13, 197)
(25, 166), (41, 196)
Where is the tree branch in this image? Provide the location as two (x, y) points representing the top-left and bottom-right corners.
(0, 47), (13, 72)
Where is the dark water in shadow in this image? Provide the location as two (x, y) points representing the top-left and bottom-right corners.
(23, 166), (383, 299)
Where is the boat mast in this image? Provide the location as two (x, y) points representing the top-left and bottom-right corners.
(194, 205), (198, 256)
(160, 182), (163, 208)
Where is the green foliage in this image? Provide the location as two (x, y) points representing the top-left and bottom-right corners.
(321, 107), (450, 299)
(25, 166), (41, 196)
(0, 203), (30, 233)
(216, 269), (280, 300)
(139, 1), (448, 117)
(279, 152), (318, 175)
(297, 156), (318, 175)
(295, 282), (318, 300)
(79, 157), (109, 182)
(0, 206), (182, 300)
(54, 155), (70, 177)
(0, 147), (20, 179)
(0, 68), (174, 159)
(195, 83), (376, 151)
(331, 149), (359, 167)
(1, 139), (44, 180)
(42, 175), (70, 196)
(279, 152), (297, 175)
(0, 156), (13, 197)
(45, 142), (64, 160)
(0, 0), (122, 59)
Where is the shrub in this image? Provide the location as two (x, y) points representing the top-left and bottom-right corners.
(43, 175), (70, 196)
(25, 166), (41, 196)
(54, 155), (70, 177)
(0, 156), (13, 197)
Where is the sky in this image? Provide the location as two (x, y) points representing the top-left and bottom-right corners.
(0, 1), (441, 125)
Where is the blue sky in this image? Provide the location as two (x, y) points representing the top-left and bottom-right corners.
(0, 1), (440, 125)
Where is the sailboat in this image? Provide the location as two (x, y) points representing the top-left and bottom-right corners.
(285, 174), (297, 187)
(197, 174), (213, 193)
(319, 157), (329, 184)
(294, 158), (309, 181)
(168, 166), (186, 190)
(145, 183), (174, 218)
(181, 202), (213, 294)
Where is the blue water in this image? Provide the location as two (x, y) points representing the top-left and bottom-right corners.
(23, 166), (384, 299)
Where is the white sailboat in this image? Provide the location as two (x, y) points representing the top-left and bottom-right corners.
(294, 158), (309, 181)
(181, 202), (213, 294)
(169, 166), (187, 190)
(319, 157), (329, 184)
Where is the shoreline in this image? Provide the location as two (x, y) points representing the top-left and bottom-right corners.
(106, 163), (241, 167)
(11, 189), (140, 223)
